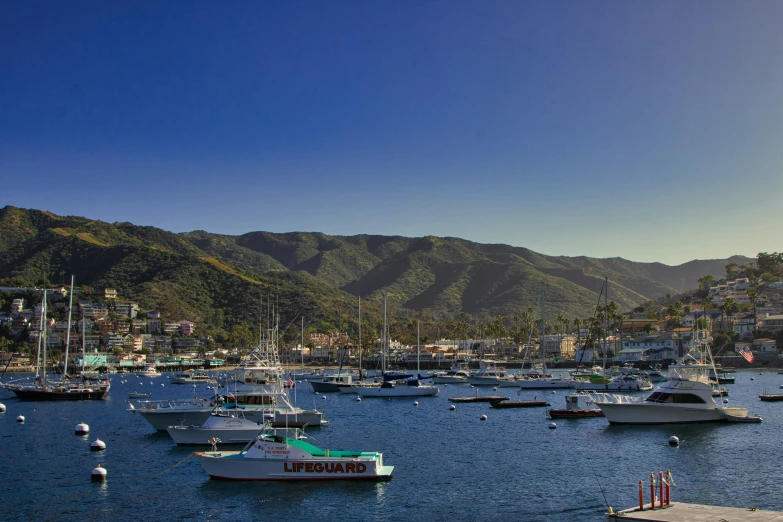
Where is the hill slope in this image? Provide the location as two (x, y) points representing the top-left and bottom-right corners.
(0, 206), (753, 329)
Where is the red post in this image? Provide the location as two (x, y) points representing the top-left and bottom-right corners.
(665, 480), (670, 505)
(638, 480), (643, 511)
(650, 473), (656, 510)
(659, 471), (664, 508)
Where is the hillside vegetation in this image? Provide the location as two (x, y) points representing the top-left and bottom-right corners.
(0, 206), (752, 335)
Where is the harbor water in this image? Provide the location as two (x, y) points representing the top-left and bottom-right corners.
(1, 369), (781, 521)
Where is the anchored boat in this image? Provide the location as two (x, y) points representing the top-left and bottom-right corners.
(197, 428), (393, 481)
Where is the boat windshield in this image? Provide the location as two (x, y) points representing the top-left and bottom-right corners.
(644, 391), (707, 404)
(666, 364), (711, 383)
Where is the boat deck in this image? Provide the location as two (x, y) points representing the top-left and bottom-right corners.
(607, 502), (783, 521)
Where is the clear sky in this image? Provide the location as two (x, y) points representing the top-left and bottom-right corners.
(2, 1), (781, 265)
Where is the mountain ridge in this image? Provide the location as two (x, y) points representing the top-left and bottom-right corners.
(0, 206), (754, 331)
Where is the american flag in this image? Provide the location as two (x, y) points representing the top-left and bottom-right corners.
(287, 373), (295, 389)
(740, 346), (754, 363)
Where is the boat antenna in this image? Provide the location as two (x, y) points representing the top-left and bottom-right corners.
(63, 275), (74, 378)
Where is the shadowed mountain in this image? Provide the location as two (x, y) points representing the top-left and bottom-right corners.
(0, 206), (754, 325)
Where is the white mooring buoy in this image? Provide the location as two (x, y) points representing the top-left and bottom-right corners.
(91, 438), (107, 452)
(75, 422), (90, 435)
(552, 390), (556, 394)
(0, 402), (6, 413)
(449, 405), (456, 411)
(356, 397), (362, 402)
(16, 415), (25, 423)
(91, 465), (107, 482)
(413, 401), (419, 407)
(549, 422), (557, 429)
(161, 383), (164, 387)
(321, 396), (327, 400)
(668, 435), (680, 447)
(493, 387), (498, 391)
(480, 414), (488, 421)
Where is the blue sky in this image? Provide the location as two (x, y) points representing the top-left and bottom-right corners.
(2, 1), (781, 265)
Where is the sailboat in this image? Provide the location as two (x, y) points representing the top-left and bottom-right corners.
(4, 279), (110, 400)
(355, 297), (439, 398)
(574, 277), (653, 392)
(517, 283), (575, 390)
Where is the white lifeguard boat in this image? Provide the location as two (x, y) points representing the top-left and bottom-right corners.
(197, 429), (394, 481)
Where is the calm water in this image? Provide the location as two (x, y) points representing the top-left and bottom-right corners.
(1, 370), (782, 521)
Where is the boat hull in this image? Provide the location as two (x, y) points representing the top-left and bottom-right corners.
(355, 385), (439, 397)
(547, 409), (604, 418)
(517, 379), (575, 390)
(136, 407), (324, 431)
(198, 452), (393, 481)
(11, 388), (107, 400)
(310, 381), (343, 393)
(597, 403), (749, 424)
(432, 376), (469, 384)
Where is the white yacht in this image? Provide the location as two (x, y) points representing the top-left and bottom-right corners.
(138, 364), (162, 377)
(169, 369), (215, 384)
(467, 363), (516, 386)
(590, 361), (761, 424)
(432, 365), (471, 384)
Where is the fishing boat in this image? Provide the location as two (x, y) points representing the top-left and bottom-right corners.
(128, 391), (152, 399)
(138, 364), (162, 378)
(169, 369), (214, 384)
(197, 428), (394, 481)
(590, 337), (762, 424)
(133, 314), (325, 430)
(467, 362), (517, 386)
(166, 407), (297, 445)
(431, 363), (471, 384)
(547, 393), (604, 418)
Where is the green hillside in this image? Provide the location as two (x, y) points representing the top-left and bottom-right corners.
(0, 206), (754, 337)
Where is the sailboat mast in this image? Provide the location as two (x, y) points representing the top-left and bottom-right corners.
(35, 292), (44, 378)
(63, 276), (74, 377)
(416, 320), (420, 375)
(42, 290), (47, 385)
(382, 294), (387, 375)
(82, 316), (86, 374)
(603, 276), (608, 372)
(358, 296), (362, 377)
(301, 316), (305, 372)
(540, 282), (545, 372)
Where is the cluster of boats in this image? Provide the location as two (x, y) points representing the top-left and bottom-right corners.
(134, 331), (392, 481)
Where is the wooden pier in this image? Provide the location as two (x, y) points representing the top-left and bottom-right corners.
(607, 502), (783, 521)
